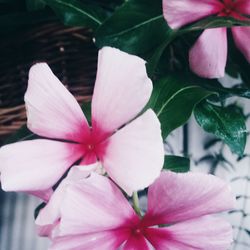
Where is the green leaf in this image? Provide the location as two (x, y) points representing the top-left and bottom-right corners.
(180, 72), (250, 101)
(81, 100), (91, 124)
(146, 33), (176, 77)
(95, 0), (170, 54)
(180, 16), (250, 34)
(148, 76), (214, 138)
(163, 155), (190, 173)
(3, 125), (36, 145)
(26, 0), (46, 11)
(194, 102), (247, 156)
(44, 0), (107, 29)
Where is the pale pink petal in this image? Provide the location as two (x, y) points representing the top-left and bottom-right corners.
(28, 189), (53, 202)
(235, 0), (250, 14)
(25, 63), (90, 142)
(122, 234), (152, 250)
(58, 173), (138, 236)
(189, 28), (228, 78)
(232, 26), (250, 63)
(101, 109), (164, 196)
(143, 171), (235, 226)
(37, 222), (60, 239)
(0, 139), (83, 192)
(163, 0), (223, 29)
(50, 229), (129, 250)
(144, 216), (233, 250)
(35, 164), (98, 237)
(189, 28), (227, 78)
(91, 47), (152, 136)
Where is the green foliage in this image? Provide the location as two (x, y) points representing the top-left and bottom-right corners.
(81, 101), (91, 124)
(26, 0), (46, 11)
(194, 102), (247, 156)
(44, 0), (108, 29)
(95, 0), (170, 54)
(163, 155), (190, 173)
(147, 76), (213, 138)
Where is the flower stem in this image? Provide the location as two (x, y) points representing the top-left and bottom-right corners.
(132, 192), (142, 217)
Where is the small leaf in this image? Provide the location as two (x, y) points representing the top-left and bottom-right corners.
(26, 0), (46, 11)
(194, 102), (247, 156)
(44, 0), (107, 29)
(95, 0), (170, 54)
(81, 100), (91, 124)
(148, 76), (213, 138)
(163, 155), (190, 173)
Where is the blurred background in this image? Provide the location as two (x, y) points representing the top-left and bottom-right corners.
(0, 0), (250, 249)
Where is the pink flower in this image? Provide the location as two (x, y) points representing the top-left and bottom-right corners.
(163, 0), (250, 78)
(49, 171), (235, 250)
(0, 47), (164, 197)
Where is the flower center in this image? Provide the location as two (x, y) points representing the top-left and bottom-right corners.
(87, 143), (95, 151)
(221, 0), (236, 16)
(131, 225), (145, 236)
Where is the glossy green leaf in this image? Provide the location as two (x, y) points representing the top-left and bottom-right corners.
(146, 33), (176, 77)
(44, 0), (107, 29)
(194, 102), (247, 156)
(26, 0), (46, 11)
(163, 155), (190, 173)
(148, 76), (214, 139)
(95, 0), (170, 54)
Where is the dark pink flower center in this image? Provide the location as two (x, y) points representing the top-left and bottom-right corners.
(222, 0), (236, 16)
(132, 227), (143, 235)
(80, 128), (110, 164)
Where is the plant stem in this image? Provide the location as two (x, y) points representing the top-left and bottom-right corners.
(132, 192), (142, 217)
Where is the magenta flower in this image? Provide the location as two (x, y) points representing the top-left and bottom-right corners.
(163, 0), (250, 78)
(49, 171), (234, 250)
(0, 47), (164, 197)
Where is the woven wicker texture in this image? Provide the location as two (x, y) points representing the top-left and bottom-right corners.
(0, 21), (97, 138)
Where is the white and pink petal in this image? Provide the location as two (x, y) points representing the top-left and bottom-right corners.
(0, 139), (83, 192)
(163, 0), (223, 29)
(91, 47), (152, 136)
(189, 28), (228, 79)
(25, 63), (90, 142)
(144, 171), (235, 226)
(144, 216), (233, 250)
(58, 173), (138, 237)
(101, 109), (164, 196)
(35, 164), (98, 237)
(49, 229), (129, 250)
